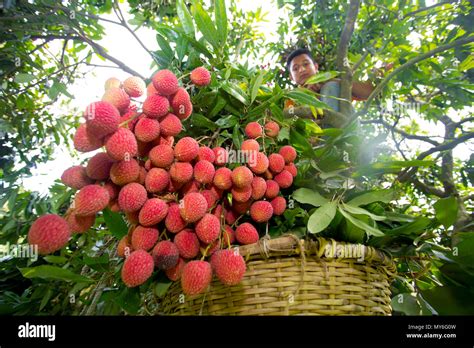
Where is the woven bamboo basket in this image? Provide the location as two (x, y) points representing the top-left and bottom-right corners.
(161, 235), (397, 316)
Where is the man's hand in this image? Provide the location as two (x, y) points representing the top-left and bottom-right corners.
(304, 83), (322, 93)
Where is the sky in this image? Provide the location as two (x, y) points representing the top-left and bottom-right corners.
(21, 0), (472, 194)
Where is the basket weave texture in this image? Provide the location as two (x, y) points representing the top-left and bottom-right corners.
(161, 235), (397, 316)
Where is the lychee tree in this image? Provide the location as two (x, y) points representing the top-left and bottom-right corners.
(0, 0), (473, 316)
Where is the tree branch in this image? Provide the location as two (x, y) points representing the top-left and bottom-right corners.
(336, 0), (360, 116)
(403, 0), (456, 19)
(356, 35), (474, 118)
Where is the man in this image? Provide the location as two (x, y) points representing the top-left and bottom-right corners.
(284, 48), (384, 127)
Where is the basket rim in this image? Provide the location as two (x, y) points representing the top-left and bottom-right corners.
(237, 234), (396, 271)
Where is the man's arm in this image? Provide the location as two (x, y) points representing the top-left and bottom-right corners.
(351, 81), (375, 100)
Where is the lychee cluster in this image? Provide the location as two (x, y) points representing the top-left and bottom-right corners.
(27, 67), (298, 297)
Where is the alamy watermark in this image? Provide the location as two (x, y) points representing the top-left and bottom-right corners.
(216, 147), (257, 167)
(0, 242), (38, 262)
(324, 243), (365, 262)
(380, 99), (421, 117)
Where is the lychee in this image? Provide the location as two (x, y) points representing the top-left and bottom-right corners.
(274, 170), (293, 189)
(169, 162), (193, 184)
(123, 76), (146, 98)
(195, 213), (220, 244)
(241, 139), (260, 153)
(180, 180), (200, 195)
(102, 87), (130, 113)
(118, 183), (147, 213)
(231, 166), (253, 188)
(83, 101), (120, 139)
(222, 225), (236, 246)
(165, 203), (187, 234)
(149, 144), (174, 168)
(121, 250), (154, 287)
(201, 190), (218, 210)
(104, 77), (121, 90)
(265, 180), (280, 199)
(270, 196), (287, 215)
(105, 127), (138, 162)
(179, 192), (208, 223)
(213, 147), (228, 166)
(248, 152), (269, 174)
(117, 235), (132, 258)
(197, 146), (215, 163)
(232, 200), (253, 215)
(139, 198), (169, 226)
(174, 229), (200, 259)
(251, 176), (267, 200)
(213, 167), (232, 190)
(165, 257), (186, 281)
(73, 123), (103, 152)
(61, 166), (94, 190)
(268, 153), (285, 174)
(264, 121), (280, 138)
(279, 145), (297, 164)
(284, 163), (298, 177)
(152, 240), (179, 270)
(86, 152), (114, 181)
(174, 137), (199, 162)
(27, 214), (70, 255)
(134, 118), (160, 142)
(231, 185), (253, 203)
(181, 260), (212, 295)
(159, 113), (182, 137)
(152, 69), (179, 96)
(103, 181), (120, 202)
(235, 222), (259, 245)
(250, 200), (273, 223)
(190, 67), (211, 87)
(212, 249), (246, 286)
(245, 122), (262, 139)
(193, 160), (215, 184)
(171, 87), (192, 120)
(145, 168), (170, 193)
(74, 185), (109, 216)
(143, 94), (170, 119)
(110, 159), (140, 186)
(66, 212), (95, 233)
(131, 225), (159, 251)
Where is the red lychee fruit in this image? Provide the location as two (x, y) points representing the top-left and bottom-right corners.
(104, 77), (121, 90)
(118, 183), (147, 213)
(143, 94), (170, 119)
(86, 152), (114, 181)
(74, 185), (109, 216)
(265, 180), (280, 199)
(152, 240), (179, 270)
(193, 160), (215, 184)
(152, 69), (179, 96)
(213, 147), (228, 166)
(274, 170), (293, 189)
(146, 82), (158, 96)
(250, 200), (273, 223)
(110, 159), (140, 186)
(174, 137), (199, 162)
(264, 121), (280, 138)
(171, 87), (193, 120)
(197, 146), (215, 163)
(61, 166), (94, 190)
(268, 153), (285, 174)
(284, 162), (298, 178)
(231, 166), (253, 188)
(212, 249), (246, 286)
(222, 225), (236, 246)
(145, 168), (170, 193)
(73, 123), (103, 152)
(83, 101), (120, 139)
(157, 135), (175, 147)
(134, 118), (160, 143)
(27, 214), (71, 255)
(139, 198), (169, 226)
(213, 167), (233, 190)
(235, 222), (259, 245)
(180, 180), (200, 195)
(248, 152), (269, 175)
(179, 192), (208, 223)
(241, 139), (260, 153)
(270, 196), (287, 216)
(159, 113), (182, 137)
(195, 213), (220, 244)
(251, 176), (267, 200)
(279, 145), (297, 164)
(245, 122), (262, 139)
(103, 181), (120, 202)
(169, 162), (193, 184)
(232, 199), (253, 215)
(121, 250), (154, 287)
(201, 189), (217, 210)
(190, 67), (211, 87)
(149, 144), (174, 168)
(131, 225), (159, 251)
(119, 106), (140, 131)
(138, 166), (147, 185)
(105, 127), (138, 161)
(117, 235), (132, 258)
(165, 203), (187, 234)
(165, 257), (186, 281)
(174, 229), (200, 259)
(225, 209), (238, 225)
(181, 260), (212, 295)
(66, 212), (95, 233)
(231, 185), (253, 203)
(123, 76), (146, 98)
(102, 87), (130, 113)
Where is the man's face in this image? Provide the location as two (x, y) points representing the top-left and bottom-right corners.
(289, 54), (318, 85)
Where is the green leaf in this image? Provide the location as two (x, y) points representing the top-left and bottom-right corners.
(215, 0), (228, 47)
(156, 34), (174, 61)
(221, 82), (249, 105)
(338, 206), (384, 237)
(434, 196), (458, 229)
(391, 293), (421, 315)
(43, 256), (67, 264)
(176, 0), (195, 37)
(385, 217), (432, 236)
(286, 89), (331, 109)
(232, 124), (243, 150)
(103, 208), (128, 239)
(420, 286), (474, 315)
(192, 1), (220, 50)
(191, 113), (218, 131)
(292, 188), (328, 207)
(341, 202), (386, 221)
(347, 189), (395, 206)
(14, 73), (35, 84)
(19, 266), (93, 283)
(451, 232), (474, 266)
(307, 201), (337, 234)
(114, 287), (141, 314)
(40, 288), (53, 311)
(305, 71), (339, 85)
(154, 273), (173, 298)
(290, 128), (313, 157)
(215, 115), (238, 128)
(250, 71), (265, 104)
